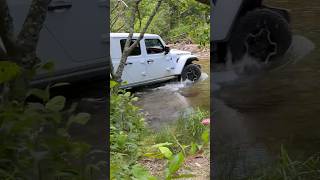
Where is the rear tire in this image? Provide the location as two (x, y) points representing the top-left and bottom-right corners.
(181, 64), (201, 82)
(230, 9), (292, 62)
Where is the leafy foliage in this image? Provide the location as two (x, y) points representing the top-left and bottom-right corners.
(111, 0), (210, 46)
(0, 62), (105, 179)
(110, 80), (210, 179)
(110, 80), (152, 179)
(0, 61), (21, 84)
(0, 85), (105, 179)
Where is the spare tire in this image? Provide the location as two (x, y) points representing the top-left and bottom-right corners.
(181, 64), (201, 82)
(230, 9), (292, 62)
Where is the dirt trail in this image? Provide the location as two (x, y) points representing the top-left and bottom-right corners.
(139, 154), (210, 179)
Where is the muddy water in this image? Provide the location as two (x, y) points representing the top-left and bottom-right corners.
(134, 59), (210, 129)
(214, 0), (320, 178)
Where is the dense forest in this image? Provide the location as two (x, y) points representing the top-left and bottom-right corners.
(111, 0), (210, 46)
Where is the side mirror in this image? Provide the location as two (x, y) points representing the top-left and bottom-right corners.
(164, 46), (170, 54)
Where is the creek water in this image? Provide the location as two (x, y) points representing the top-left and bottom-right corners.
(213, 0), (320, 178)
(134, 59), (210, 129)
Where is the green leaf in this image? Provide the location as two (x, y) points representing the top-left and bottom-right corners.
(110, 80), (118, 88)
(166, 153), (185, 178)
(45, 96), (66, 112)
(159, 147), (173, 159)
(42, 61), (55, 71)
(0, 61), (21, 83)
(201, 130), (209, 144)
(132, 97), (139, 101)
(152, 142), (173, 148)
(189, 142), (198, 155)
(72, 142), (91, 157)
(27, 88), (49, 102)
(68, 113), (91, 126)
(143, 152), (164, 159)
(57, 128), (69, 137)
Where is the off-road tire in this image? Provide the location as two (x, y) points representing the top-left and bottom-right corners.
(181, 64), (201, 82)
(230, 9), (292, 62)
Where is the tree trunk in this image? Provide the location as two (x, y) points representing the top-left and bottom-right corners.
(0, 0), (50, 100)
(114, 0), (163, 81)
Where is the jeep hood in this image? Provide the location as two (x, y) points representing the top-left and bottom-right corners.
(169, 49), (192, 55)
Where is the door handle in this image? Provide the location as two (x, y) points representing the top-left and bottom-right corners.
(48, 1), (72, 11)
(125, 62), (133, 65)
(147, 59), (154, 64)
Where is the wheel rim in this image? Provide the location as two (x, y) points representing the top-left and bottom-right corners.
(245, 28), (278, 63)
(185, 69), (200, 82)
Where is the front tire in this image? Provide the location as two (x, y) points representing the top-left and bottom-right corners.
(230, 9), (292, 62)
(181, 64), (201, 82)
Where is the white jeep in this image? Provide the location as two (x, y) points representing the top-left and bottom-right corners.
(110, 33), (202, 88)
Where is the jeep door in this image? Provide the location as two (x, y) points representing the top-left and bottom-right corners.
(45, 0), (107, 63)
(8, 0), (108, 83)
(115, 39), (147, 84)
(143, 38), (174, 80)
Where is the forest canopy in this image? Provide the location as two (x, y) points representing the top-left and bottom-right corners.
(111, 0), (210, 46)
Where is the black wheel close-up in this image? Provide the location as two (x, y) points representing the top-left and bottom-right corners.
(181, 64), (202, 82)
(229, 9), (292, 62)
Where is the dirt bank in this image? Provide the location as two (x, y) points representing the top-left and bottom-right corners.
(168, 43), (210, 60)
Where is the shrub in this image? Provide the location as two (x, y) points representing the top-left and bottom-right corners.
(0, 61), (105, 179)
(110, 81), (152, 179)
(110, 81), (210, 179)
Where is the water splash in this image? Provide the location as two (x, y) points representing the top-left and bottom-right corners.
(156, 72), (209, 92)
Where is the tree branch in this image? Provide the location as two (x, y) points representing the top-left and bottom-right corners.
(17, 0), (51, 68)
(114, 0), (140, 80)
(130, 0), (162, 52)
(114, 0), (163, 81)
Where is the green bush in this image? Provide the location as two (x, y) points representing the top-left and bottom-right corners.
(110, 81), (153, 179)
(110, 81), (210, 179)
(0, 61), (105, 179)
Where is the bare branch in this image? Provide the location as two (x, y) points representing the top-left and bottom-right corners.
(130, 0), (162, 50)
(114, 23), (126, 32)
(110, 0), (128, 31)
(111, 1), (121, 15)
(115, 0), (163, 80)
